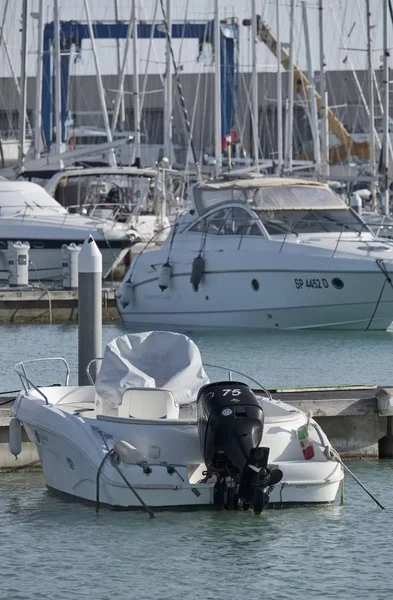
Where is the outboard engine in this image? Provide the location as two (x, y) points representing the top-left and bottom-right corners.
(197, 381), (283, 514)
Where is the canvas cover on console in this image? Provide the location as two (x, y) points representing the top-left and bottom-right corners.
(95, 331), (209, 407)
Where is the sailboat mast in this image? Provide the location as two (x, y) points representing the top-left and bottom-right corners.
(54, 0), (62, 155)
(276, 0), (283, 173)
(302, 1), (321, 176)
(114, 0), (125, 131)
(18, 0), (28, 167)
(383, 0), (390, 215)
(251, 0), (259, 168)
(285, 0), (295, 173)
(366, 0), (376, 207)
(163, 0), (173, 165)
(214, 0), (222, 177)
(111, 5), (134, 136)
(132, 0), (141, 168)
(34, 0), (44, 158)
(318, 0), (329, 176)
(84, 0), (116, 166)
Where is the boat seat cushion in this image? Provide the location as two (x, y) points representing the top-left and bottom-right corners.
(118, 387), (179, 420)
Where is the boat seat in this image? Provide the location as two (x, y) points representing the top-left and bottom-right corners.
(118, 388), (179, 420)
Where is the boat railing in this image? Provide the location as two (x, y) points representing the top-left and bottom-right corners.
(0, 204), (71, 224)
(66, 202), (162, 230)
(85, 357), (271, 398)
(66, 202), (128, 229)
(86, 357), (103, 385)
(129, 215), (393, 266)
(1, 202), (138, 230)
(14, 357), (71, 405)
(203, 363), (272, 397)
(0, 129), (34, 141)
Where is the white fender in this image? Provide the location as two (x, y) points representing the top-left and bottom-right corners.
(114, 440), (145, 464)
(116, 281), (133, 309)
(9, 417), (22, 458)
(158, 262), (172, 291)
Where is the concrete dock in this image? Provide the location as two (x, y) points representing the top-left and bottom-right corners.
(0, 287), (120, 323)
(2, 385), (393, 470)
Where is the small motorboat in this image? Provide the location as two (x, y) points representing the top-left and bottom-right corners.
(10, 331), (343, 514)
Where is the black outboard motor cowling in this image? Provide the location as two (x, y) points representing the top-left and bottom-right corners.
(197, 381), (264, 474)
(197, 381), (283, 513)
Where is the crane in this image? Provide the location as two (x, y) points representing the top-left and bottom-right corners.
(243, 16), (369, 164)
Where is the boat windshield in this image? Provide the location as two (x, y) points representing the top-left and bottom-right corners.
(256, 208), (370, 235)
(53, 174), (153, 212)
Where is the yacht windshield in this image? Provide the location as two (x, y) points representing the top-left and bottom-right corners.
(257, 209), (370, 235)
(251, 185), (343, 210)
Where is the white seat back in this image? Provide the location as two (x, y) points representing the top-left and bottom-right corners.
(118, 388), (179, 420)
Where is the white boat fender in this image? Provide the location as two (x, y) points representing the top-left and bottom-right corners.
(114, 440), (146, 465)
(349, 192), (362, 215)
(9, 417), (22, 458)
(190, 255), (205, 291)
(116, 281), (133, 309)
(158, 262), (172, 291)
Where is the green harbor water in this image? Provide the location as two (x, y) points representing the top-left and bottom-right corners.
(1, 323), (393, 599)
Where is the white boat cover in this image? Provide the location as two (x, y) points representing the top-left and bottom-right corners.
(95, 331), (209, 407)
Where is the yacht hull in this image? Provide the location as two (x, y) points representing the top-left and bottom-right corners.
(117, 269), (393, 331)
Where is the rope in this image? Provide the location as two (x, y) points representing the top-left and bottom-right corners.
(0, 396), (18, 406)
(311, 421), (382, 509)
(327, 446), (385, 510)
(96, 449), (155, 517)
(166, 221), (178, 262)
(366, 259), (393, 331)
(96, 451), (111, 512)
(376, 258), (393, 286)
(159, 0), (201, 181)
(366, 279), (386, 331)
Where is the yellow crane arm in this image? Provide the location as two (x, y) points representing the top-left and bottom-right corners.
(256, 19), (353, 147)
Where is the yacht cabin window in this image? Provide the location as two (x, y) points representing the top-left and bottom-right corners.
(190, 207), (262, 236)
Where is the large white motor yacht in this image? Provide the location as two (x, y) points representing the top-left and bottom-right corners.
(0, 180), (138, 282)
(116, 177), (393, 330)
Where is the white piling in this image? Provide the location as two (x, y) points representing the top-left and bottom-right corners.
(8, 241), (30, 287)
(62, 243), (81, 290)
(78, 235), (102, 386)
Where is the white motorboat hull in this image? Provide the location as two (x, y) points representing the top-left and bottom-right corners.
(15, 397), (343, 510)
(117, 268), (393, 331)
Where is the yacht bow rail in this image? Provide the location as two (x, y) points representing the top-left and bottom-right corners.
(14, 357), (71, 404)
(0, 202), (140, 233)
(66, 202), (163, 230)
(128, 215), (393, 270)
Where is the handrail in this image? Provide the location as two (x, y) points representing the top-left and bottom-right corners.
(375, 215), (387, 238)
(163, 214), (393, 257)
(14, 357), (71, 405)
(86, 357), (103, 385)
(202, 363), (272, 398)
